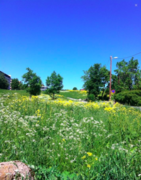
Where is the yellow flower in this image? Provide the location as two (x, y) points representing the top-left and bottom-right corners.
(87, 164), (91, 168)
(81, 155), (86, 159)
(62, 139), (65, 142)
(95, 157), (98, 161)
(87, 152), (92, 156)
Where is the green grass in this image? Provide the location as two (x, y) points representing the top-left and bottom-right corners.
(60, 90), (87, 100)
(0, 89), (29, 97)
(0, 91), (141, 179)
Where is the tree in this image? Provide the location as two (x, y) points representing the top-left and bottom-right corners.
(19, 81), (23, 90)
(99, 66), (110, 98)
(133, 69), (141, 90)
(45, 71), (63, 99)
(22, 68), (42, 96)
(11, 78), (19, 90)
(73, 87), (77, 90)
(114, 57), (140, 91)
(18, 81), (27, 90)
(81, 64), (109, 99)
(0, 73), (9, 89)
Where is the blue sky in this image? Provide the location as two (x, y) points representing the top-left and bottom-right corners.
(1, 0), (141, 89)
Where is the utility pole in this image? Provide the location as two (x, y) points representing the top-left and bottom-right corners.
(109, 56), (112, 101)
(109, 56), (118, 101)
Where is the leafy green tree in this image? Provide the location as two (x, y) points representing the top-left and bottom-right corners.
(81, 64), (109, 99)
(0, 73), (9, 89)
(73, 87), (77, 90)
(18, 81), (23, 90)
(110, 74), (120, 93)
(133, 69), (141, 90)
(99, 66), (110, 98)
(114, 58), (140, 91)
(18, 81), (26, 90)
(22, 68), (42, 96)
(45, 71), (63, 99)
(11, 78), (19, 90)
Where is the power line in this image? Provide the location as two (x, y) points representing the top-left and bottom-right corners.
(117, 51), (141, 60)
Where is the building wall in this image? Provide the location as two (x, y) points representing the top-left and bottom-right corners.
(0, 71), (11, 90)
(4, 75), (11, 89)
(41, 86), (48, 91)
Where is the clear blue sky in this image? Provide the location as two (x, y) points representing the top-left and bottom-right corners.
(1, 0), (141, 89)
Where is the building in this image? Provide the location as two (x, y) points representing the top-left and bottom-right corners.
(0, 71), (12, 90)
(41, 85), (48, 91)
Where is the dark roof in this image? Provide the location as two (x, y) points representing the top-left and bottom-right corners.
(0, 71), (11, 78)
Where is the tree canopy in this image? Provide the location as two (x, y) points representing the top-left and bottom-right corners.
(81, 64), (109, 99)
(45, 71), (63, 99)
(73, 87), (77, 90)
(0, 73), (9, 89)
(114, 57), (140, 92)
(11, 78), (19, 90)
(22, 68), (42, 96)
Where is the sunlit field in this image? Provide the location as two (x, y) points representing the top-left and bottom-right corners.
(0, 89), (29, 97)
(60, 90), (87, 100)
(0, 92), (141, 179)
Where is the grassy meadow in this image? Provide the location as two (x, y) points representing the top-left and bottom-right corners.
(59, 90), (87, 100)
(0, 90), (141, 179)
(0, 89), (29, 97)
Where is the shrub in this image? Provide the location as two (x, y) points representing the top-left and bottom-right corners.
(98, 90), (109, 101)
(45, 71), (63, 99)
(11, 78), (19, 90)
(22, 68), (42, 96)
(88, 94), (95, 101)
(0, 73), (9, 89)
(73, 87), (77, 90)
(114, 90), (141, 106)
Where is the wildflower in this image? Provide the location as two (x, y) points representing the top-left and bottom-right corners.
(95, 157), (98, 161)
(81, 155), (86, 159)
(87, 152), (92, 156)
(87, 164), (91, 168)
(14, 169), (19, 173)
(62, 139), (65, 142)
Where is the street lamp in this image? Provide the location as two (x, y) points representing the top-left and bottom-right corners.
(109, 56), (118, 101)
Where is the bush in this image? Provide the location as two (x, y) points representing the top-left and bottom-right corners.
(98, 94), (109, 101)
(114, 90), (141, 106)
(0, 73), (9, 89)
(45, 71), (63, 99)
(22, 68), (42, 96)
(88, 94), (95, 101)
(73, 87), (77, 90)
(98, 90), (109, 101)
(11, 78), (19, 90)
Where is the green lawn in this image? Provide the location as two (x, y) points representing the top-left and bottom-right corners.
(60, 90), (87, 100)
(0, 89), (29, 97)
(0, 89), (88, 100)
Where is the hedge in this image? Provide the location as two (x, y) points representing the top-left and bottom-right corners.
(114, 90), (141, 106)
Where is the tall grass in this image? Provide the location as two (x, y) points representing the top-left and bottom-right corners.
(0, 89), (29, 97)
(0, 92), (141, 179)
(60, 90), (87, 100)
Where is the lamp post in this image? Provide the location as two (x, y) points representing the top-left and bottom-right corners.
(109, 56), (118, 101)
